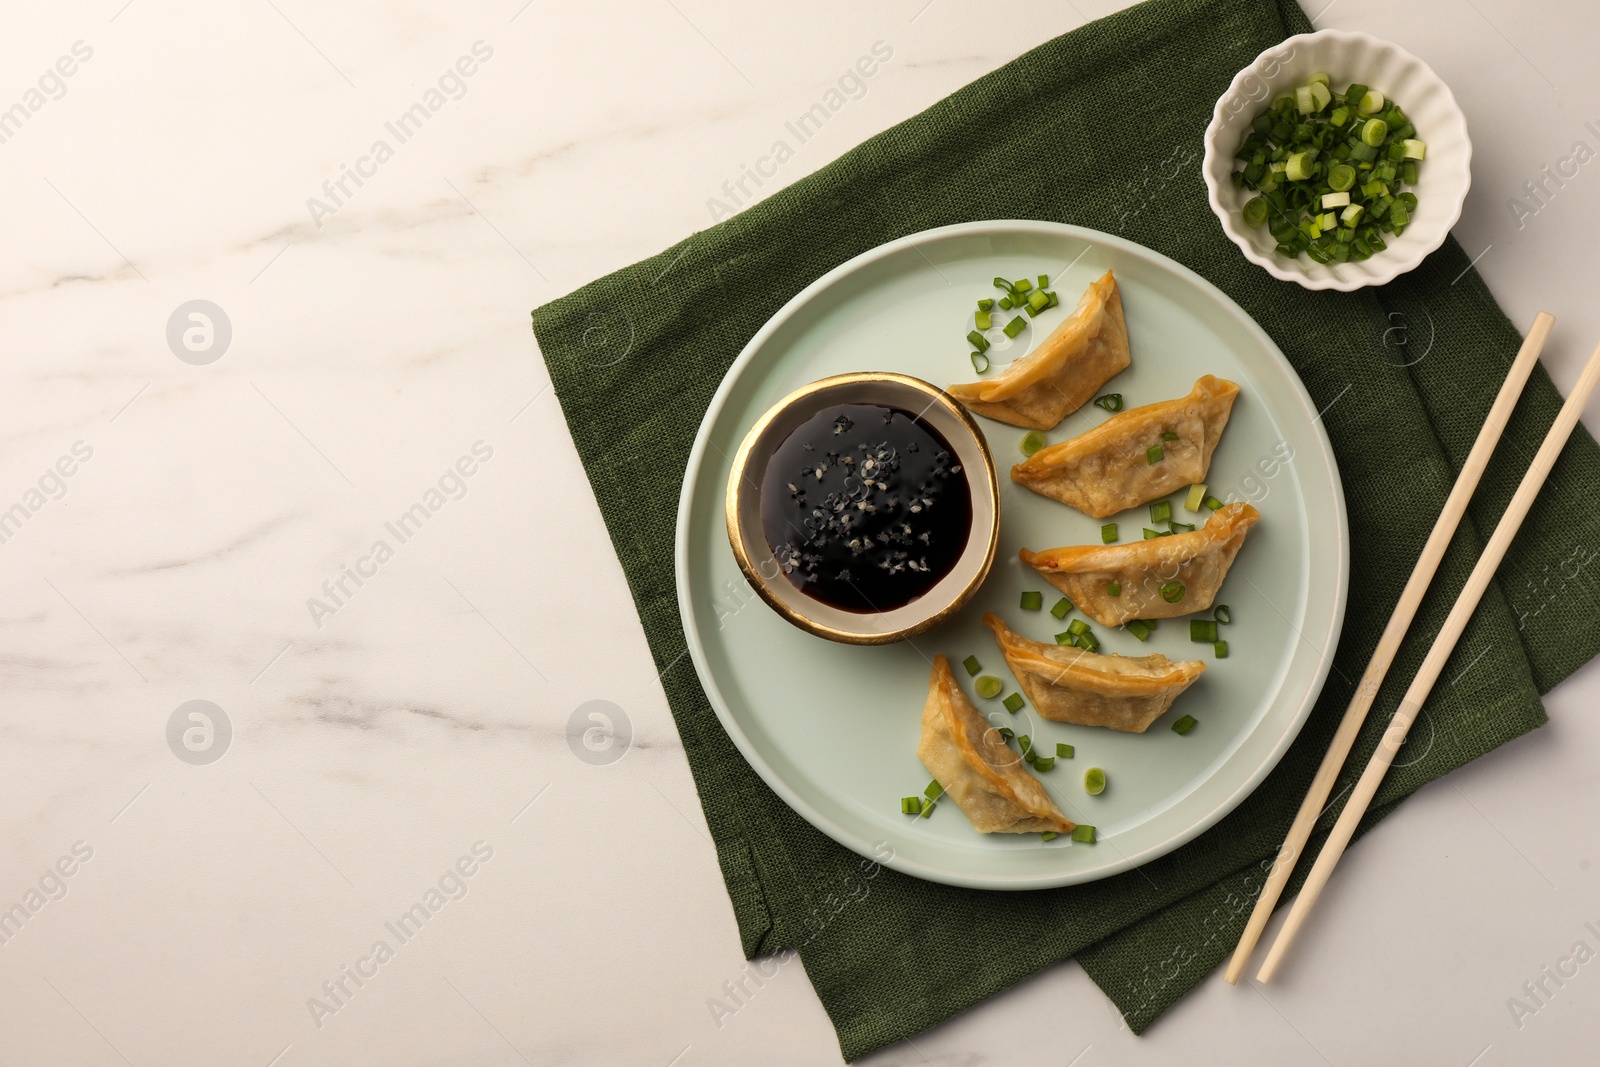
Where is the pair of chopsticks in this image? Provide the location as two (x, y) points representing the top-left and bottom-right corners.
(1226, 313), (1600, 984)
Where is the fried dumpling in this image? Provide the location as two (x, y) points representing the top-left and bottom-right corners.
(983, 613), (1204, 732)
(1019, 502), (1259, 626)
(946, 270), (1130, 431)
(917, 655), (1074, 835)
(1012, 375), (1241, 518)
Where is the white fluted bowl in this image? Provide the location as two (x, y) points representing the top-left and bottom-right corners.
(1202, 30), (1471, 291)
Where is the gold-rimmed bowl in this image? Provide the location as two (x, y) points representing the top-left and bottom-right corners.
(725, 372), (1000, 645)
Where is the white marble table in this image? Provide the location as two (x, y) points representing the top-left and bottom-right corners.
(4, 0), (1599, 1063)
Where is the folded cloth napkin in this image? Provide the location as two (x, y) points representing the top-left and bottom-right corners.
(532, 0), (1600, 1056)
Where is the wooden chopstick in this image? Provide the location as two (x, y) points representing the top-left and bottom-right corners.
(1256, 334), (1600, 983)
(1223, 312), (1555, 984)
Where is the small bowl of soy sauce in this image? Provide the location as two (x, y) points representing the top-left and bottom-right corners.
(726, 372), (1000, 645)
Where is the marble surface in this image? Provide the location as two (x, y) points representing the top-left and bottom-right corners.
(4, 0), (1600, 1063)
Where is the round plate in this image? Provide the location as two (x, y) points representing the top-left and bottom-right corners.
(675, 221), (1348, 890)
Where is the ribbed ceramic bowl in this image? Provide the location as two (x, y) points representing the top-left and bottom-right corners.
(1202, 29), (1472, 291)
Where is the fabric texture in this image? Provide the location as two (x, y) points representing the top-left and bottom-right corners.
(531, 0), (1600, 1057)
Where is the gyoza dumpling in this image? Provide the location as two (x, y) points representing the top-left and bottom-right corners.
(983, 613), (1204, 732)
(946, 271), (1130, 431)
(1019, 502), (1259, 626)
(1012, 376), (1241, 517)
(917, 655), (1074, 835)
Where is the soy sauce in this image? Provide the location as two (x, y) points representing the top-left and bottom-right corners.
(761, 403), (972, 613)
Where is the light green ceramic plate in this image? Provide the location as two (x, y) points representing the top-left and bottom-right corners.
(675, 221), (1348, 890)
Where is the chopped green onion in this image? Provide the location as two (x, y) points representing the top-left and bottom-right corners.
(998, 296), (1013, 310)
(1214, 604), (1231, 624)
(1106, 581), (1121, 597)
(1306, 71), (1329, 86)
(962, 655), (982, 676)
(1050, 597), (1072, 620)
(901, 796), (922, 814)
(1083, 767), (1106, 795)
(1172, 714), (1198, 736)
(1203, 495), (1224, 511)
(1242, 196), (1269, 227)
(1075, 631), (1100, 652)
(1093, 393), (1124, 413)
(1032, 756), (1055, 772)
(1020, 430), (1047, 456)
(1361, 118), (1389, 147)
(1285, 151), (1314, 181)
(1184, 484), (1208, 512)
(1149, 500), (1172, 524)
(1027, 289), (1049, 311)
(970, 352), (989, 374)
(925, 780), (944, 799)
(977, 298), (994, 311)
(1037, 274), (1049, 288)
(1067, 619), (1090, 637)
(1143, 528), (1161, 540)
(1071, 824), (1096, 843)
(1012, 277), (1033, 294)
(975, 310), (992, 330)
(1161, 431), (1179, 441)
(993, 277), (1016, 295)
(1017, 734), (1032, 755)
(1041, 830), (1059, 841)
(1168, 520), (1195, 533)
(998, 726), (1014, 741)
(1190, 620), (1218, 642)
(1126, 619), (1153, 641)
(1003, 316), (1027, 339)
(1002, 692), (1025, 714)
(1020, 590), (1043, 611)
(920, 797), (936, 817)
(1327, 162), (1357, 191)
(1321, 191), (1350, 209)
(1147, 445), (1165, 464)
(1159, 581), (1185, 603)
(967, 330), (990, 353)
(1215, 639), (1229, 658)
(975, 675), (1003, 699)
(1101, 523), (1118, 544)
(1054, 631), (1074, 645)
(1358, 88), (1385, 114)
(1056, 743), (1074, 758)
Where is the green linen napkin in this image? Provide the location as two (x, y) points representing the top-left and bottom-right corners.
(532, 0), (1600, 1057)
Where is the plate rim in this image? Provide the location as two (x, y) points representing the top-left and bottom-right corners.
(674, 219), (1350, 890)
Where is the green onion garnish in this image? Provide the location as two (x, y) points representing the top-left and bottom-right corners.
(1160, 431), (1179, 441)
(1214, 604), (1232, 624)
(1190, 620), (1218, 642)
(1056, 743), (1074, 758)
(962, 655), (982, 676)
(1093, 393), (1124, 413)
(920, 797), (936, 817)
(1215, 640), (1229, 658)
(1203, 495), (1224, 511)
(1067, 619), (1090, 637)
(1020, 430), (1047, 456)
(901, 796), (921, 814)
(1071, 824), (1096, 843)
(1149, 500), (1172, 524)
(1184, 483), (1207, 511)
(1076, 631), (1099, 652)
(1101, 523), (1118, 544)
(975, 310), (992, 331)
(1083, 767), (1107, 795)
(970, 352), (989, 374)
(1012, 277), (1033, 294)
(998, 296), (1013, 310)
(1050, 597), (1072, 620)
(1041, 830), (1059, 841)
(1037, 274), (1049, 288)
(1003, 316), (1027, 339)
(993, 277), (1016, 295)
(1017, 734), (1032, 755)
(998, 726), (1015, 740)
(975, 675), (1003, 699)
(1003, 692), (1025, 714)
(1143, 528), (1160, 540)
(1020, 590), (1042, 611)
(926, 780), (944, 799)
(1054, 631), (1074, 645)
(1169, 520), (1195, 533)
(1159, 581), (1185, 603)
(977, 298), (994, 311)
(1171, 715), (1197, 735)
(1126, 619), (1153, 641)
(1106, 581), (1121, 597)
(967, 330), (990, 353)
(1027, 289), (1049, 312)
(1032, 756), (1055, 772)
(1147, 445), (1164, 464)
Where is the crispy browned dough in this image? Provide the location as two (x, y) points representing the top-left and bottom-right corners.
(1019, 502), (1260, 626)
(1011, 375), (1240, 518)
(983, 613), (1204, 732)
(946, 270), (1130, 431)
(917, 655), (1074, 834)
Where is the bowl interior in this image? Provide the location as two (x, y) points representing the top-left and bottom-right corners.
(1204, 31), (1471, 290)
(728, 374), (998, 643)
